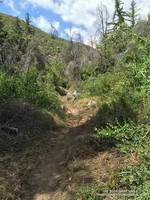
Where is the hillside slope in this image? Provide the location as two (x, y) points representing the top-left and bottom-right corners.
(0, 13), (99, 78)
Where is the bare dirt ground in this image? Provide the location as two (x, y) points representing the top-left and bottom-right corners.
(0, 98), (122, 200)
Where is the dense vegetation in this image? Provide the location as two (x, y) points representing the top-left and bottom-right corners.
(71, 1), (150, 199)
(0, 0), (150, 199)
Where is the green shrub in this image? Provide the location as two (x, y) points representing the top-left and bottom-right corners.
(43, 61), (70, 89)
(93, 123), (150, 200)
(79, 65), (99, 81)
(94, 123), (149, 153)
(0, 68), (61, 113)
(70, 186), (104, 200)
(79, 72), (125, 97)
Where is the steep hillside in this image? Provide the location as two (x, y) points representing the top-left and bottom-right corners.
(0, 13), (69, 58)
(0, 13), (99, 78)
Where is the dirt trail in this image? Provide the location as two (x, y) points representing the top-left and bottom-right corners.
(31, 98), (96, 200)
(28, 98), (121, 200)
(1, 98), (121, 200)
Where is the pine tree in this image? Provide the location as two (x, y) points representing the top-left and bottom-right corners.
(112, 0), (128, 28)
(128, 0), (139, 27)
(25, 13), (34, 35)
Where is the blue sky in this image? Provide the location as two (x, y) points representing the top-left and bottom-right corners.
(0, 0), (149, 45)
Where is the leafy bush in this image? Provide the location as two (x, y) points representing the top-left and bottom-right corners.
(44, 60), (70, 89)
(79, 49), (150, 124)
(93, 123), (150, 199)
(70, 186), (104, 200)
(94, 123), (149, 153)
(75, 16), (150, 200)
(79, 72), (128, 97)
(79, 65), (99, 81)
(0, 67), (61, 113)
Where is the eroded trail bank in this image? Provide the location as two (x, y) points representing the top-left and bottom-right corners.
(0, 98), (121, 200)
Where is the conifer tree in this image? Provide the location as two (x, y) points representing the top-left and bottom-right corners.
(25, 13), (34, 35)
(112, 0), (128, 28)
(128, 0), (139, 27)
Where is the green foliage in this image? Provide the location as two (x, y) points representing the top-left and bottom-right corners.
(80, 35), (150, 123)
(79, 68), (145, 124)
(95, 123), (149, 154)
(70, 186), (104, 200)
(96, 23), (133, 72)
(43, 59), (70, 89)
(80, 72), (128, 97)
(79, 65), (99, 81)
(93, 123), (150, 199)
(0, 15), (7, 44)
(0, 67), (61, 113)
(25, 12), (34, 36)
(0, 13), (68, 70)
(76, 17), (150, 199)
(128, 0), (139, 28)
(112, 0), (127, 27)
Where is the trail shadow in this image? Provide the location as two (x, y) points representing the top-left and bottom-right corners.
(0, 100), (57, 152)
(0, 101), (122, 200)
(88, 98), (138, 128)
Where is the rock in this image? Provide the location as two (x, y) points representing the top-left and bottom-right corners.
(72, 90), (77, 97)
(64, 44), (99, 79)
(56, 86), (67, 96)
(66, 90), (77, 103)
(87, 100), (96, 107)
(66, 93), (75, 103)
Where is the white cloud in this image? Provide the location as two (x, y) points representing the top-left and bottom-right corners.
(138, 0), (150, 19)
(20, 1), (29, 9)
(64, 26), (89, 43)
(26, 0), (150, 27)
(4, 0), (20, 15)
(32, 16), (51, 32)
(32, 15), (60, 33)
(26, 0), (114, 44)
(25, 0), (150, 45)
(26, 0), (114, 29)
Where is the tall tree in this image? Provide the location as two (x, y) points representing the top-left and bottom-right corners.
(25, 13), (34, 35)
(128, 0), (139, 27)
(112, 0), (127, 28)
(96, 4), (109, 38)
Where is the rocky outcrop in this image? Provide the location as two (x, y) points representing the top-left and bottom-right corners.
(64, 43), (99, 79)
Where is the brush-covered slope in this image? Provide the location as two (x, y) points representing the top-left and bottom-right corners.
(0, 13), (99, 78)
